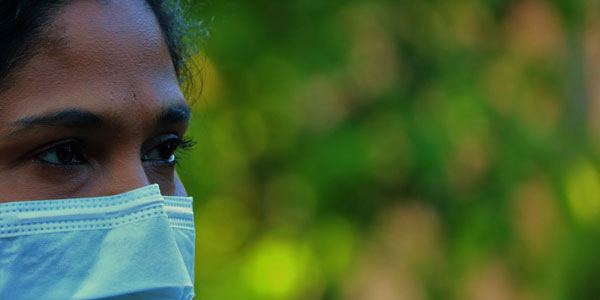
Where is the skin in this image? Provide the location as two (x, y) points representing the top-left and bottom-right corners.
(0, 0), (191, 202)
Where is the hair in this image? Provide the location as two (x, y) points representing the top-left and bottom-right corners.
(0, 0), (195, 92)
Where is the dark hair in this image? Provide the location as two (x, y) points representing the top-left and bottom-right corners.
(0, 0), (193, 91)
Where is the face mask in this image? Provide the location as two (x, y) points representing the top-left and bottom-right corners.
(0, 184), (195, 300)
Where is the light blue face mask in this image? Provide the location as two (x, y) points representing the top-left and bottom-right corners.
(0, 184), (195, 300)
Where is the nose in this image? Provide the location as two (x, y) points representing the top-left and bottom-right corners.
(99, 154), (150, 196)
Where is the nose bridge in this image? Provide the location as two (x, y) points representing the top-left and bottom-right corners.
(103, 152), (150, 196)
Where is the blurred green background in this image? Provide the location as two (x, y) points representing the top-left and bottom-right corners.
(176, 0), (600, 299)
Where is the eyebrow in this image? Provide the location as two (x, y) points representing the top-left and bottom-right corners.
(6, 104), (191, 136)
(9, 109), (105, 135)
(157, 104), (192, 127)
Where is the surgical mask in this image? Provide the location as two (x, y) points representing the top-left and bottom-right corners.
(0, 184), (195, 300)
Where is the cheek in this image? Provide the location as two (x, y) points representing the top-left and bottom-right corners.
(144, 165), (178, 196)
(173, 172), (187, 197)
(0, 165), (91, 202)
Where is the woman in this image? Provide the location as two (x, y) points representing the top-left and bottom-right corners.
(0, 0), (197, 299)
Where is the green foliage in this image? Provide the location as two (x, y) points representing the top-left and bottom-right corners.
(179, 0), (600, 298)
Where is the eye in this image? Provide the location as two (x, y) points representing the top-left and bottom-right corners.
(142, 137), (195, 165)
(142, 138), (180, 164)
(35, 140), (86, 165)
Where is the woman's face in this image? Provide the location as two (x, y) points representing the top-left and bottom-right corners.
(0, 0), (190, 202)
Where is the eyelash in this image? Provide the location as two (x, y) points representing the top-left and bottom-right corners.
(177, 137), (196, 152)
(149, 137), (196, 166)
(175, 137), (196, 165)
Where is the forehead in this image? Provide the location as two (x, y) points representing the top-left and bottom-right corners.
(48, 0), (169, 75)
(0, 0), (183, 121)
